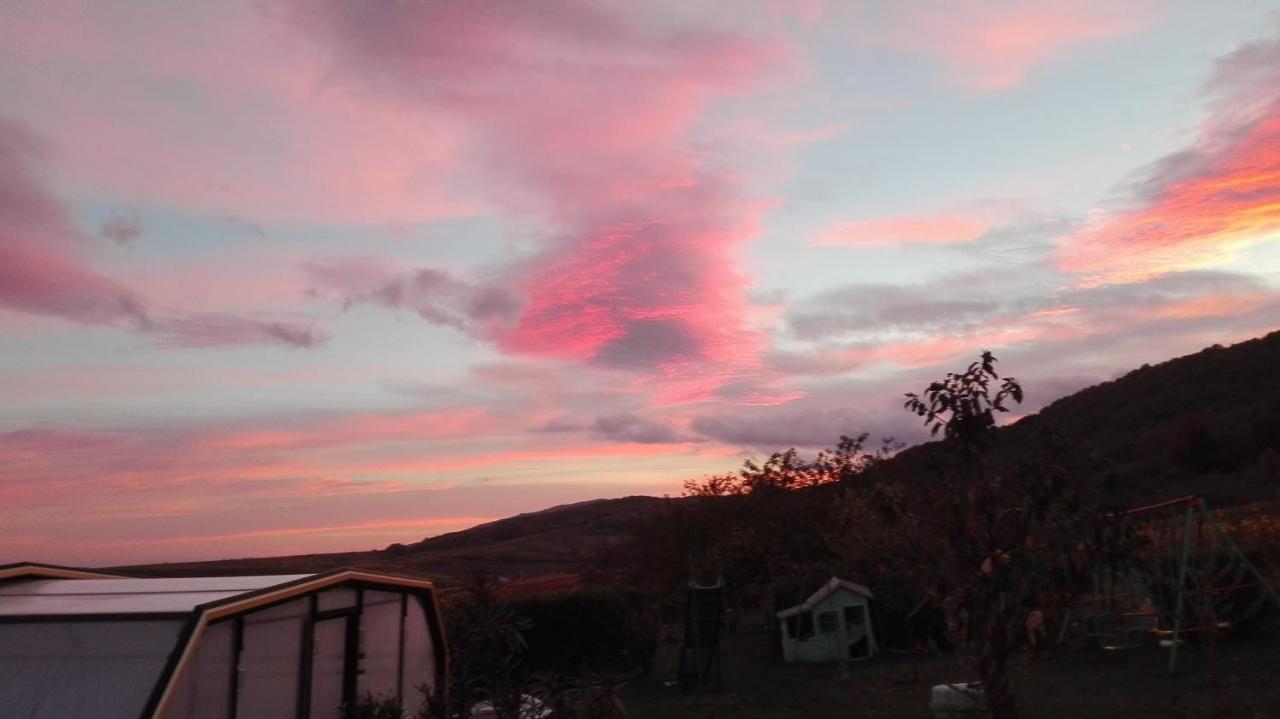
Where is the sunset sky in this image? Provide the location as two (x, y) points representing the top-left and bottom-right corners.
(3, 1), (1279, 566)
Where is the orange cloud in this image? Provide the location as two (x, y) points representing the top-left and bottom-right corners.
(1058, 107), (1280, 287)
(1146, 292), (1276, 321)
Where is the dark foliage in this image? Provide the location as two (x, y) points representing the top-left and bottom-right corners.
(441, 581), (656, 718)
(508, 593), (659, 676)
(341, 692), (403, 719)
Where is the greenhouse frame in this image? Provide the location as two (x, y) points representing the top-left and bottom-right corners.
(0, 562), (448, 719)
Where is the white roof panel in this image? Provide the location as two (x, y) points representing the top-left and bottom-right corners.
(0, 575), (311, 616)
(776, 577), (875, 619)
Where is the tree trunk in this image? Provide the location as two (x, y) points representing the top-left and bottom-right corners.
(979, 611), (1019, 719)
(980, 654), (1018, 719)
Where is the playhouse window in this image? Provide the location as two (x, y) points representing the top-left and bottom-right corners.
(787, 613), (815, 640)
(817, 611), (838, 634)
(844, 605), (865, 628)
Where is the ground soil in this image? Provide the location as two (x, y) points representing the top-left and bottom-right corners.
(618, 615), (1280, 718)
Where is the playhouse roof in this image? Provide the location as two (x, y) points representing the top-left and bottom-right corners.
(776, 577), (875, 619)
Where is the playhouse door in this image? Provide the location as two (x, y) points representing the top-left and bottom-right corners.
(843, 605), (871, 660)
(310, 615), (357, 719)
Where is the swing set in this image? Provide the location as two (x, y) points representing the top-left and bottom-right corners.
(1058, 496), (1280, 672)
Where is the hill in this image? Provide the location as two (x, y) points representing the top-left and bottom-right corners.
(869, 329), (1280, 508)
(116, 495), (672, 583)
(118, 330), (1280, 578)
(1008, 331), (1280, 506)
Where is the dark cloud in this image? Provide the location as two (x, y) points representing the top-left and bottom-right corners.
(152, 313), (328, 349)
(785, 267), (1267, 346)
(691, 406), (909, 450)
(99, 211), (143, 244)
(305, 256), (521, 336)
(782, 264), (1050, 344)
(532, 418), (582, 434)
(533, 413), (691, 444)
(1204, 32), (1280, 113)
(788, 286), (1000, 342)
(593, 319), (704, 369)
(772, 265), (1276, 382)
(590, 414), (688, 444)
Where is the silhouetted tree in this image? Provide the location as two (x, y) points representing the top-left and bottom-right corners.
(900, 351), (1134, 719)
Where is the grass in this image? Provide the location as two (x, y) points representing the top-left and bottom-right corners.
(619, 612), (1280, 718)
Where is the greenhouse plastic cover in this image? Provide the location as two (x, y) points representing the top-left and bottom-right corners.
(0, 575), (310, 615)
(0, 619), (185, 717)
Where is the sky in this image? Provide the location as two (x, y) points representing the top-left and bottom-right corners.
(3, 1), (1279, 566)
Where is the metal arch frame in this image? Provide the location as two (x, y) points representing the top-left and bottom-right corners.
(0, 562), (125, 583)
(142, 569), (448, 719)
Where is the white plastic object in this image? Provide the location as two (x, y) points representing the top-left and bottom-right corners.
(930, 682), (982, 719)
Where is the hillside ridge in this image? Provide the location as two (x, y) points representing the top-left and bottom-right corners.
(118, 330), (1280, 579)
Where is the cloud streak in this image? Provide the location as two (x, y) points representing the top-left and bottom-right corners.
(775, 269), (1278, 377)
(815, 215), (989, 246)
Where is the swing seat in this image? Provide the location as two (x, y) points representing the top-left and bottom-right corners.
(1154, 620), (1232, 636)
(1096, 629), (1143, 651)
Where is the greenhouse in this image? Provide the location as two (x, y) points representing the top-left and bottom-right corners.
(0, 562), (447, 718)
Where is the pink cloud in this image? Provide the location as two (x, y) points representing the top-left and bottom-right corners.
(0, 119), (327, 348)
(872, 1), (1151, 92)
(0, 428), (134, 464)
(0, 2), (473, 224)
(0, 120), (149, 328)
(198, 407), (492, 452)
(814, 215), (989, 246)
(292, 1), (796, 401)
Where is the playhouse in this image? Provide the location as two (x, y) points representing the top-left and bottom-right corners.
(777, 577), (879, 662)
